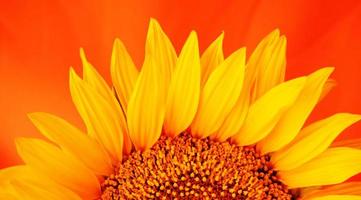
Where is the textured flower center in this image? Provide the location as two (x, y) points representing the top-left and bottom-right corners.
(101, 133), (297, 199)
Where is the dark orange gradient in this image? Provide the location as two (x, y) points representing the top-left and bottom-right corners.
(1, 0), (361, 174)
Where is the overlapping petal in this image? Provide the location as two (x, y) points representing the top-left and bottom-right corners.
(69, 69), (124, 162)
(231, 76), (306, 146)
(308, 195), (361, 200)
(211, 30), (279, 141)
(200, 33), (224, 86)
(258, 67), (334, 153)
(127, 56), (165, 151)
(15, 138), (100, 199)
(11, 180), (81, 200)
(251, 30), (286, 101)
(0, 180), (20, 200)
(79, 50), (133, 155)
(272, 113), (361, 171)
(280, 147), (361, 188)
(110, 38), (139, 110)
(304, 182), (361, 199)
(0, 166), (82, 199)
(332, 138), (361, 149)
(164, 31), (200, 137)
(80, 48), (114, 101)
(191, 48), (246, 138)
(28, 112), (113, 175)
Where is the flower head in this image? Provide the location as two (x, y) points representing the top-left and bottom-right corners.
(1, 19), (361, 200)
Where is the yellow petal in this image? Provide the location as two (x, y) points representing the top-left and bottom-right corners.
(0, 195), (17, 200)
(164, 31), (200, 137)
(247, 29), (280, 96)
(212, 87), (249, 142)
(15, 138), (100, 199)
(69, 69), (124, 162)
(231, 76), (306, 146)
(211, 31), (278, 141)
(252, 32), (286, 101)
(258, 67), (334, 154)
(200, 32), (224, 86)
(212, 55), (260, 141)
(305, 182), (361, 199)
(0, 166), (60, 192)
(80, 48), (113, 101)
(272, 113), (361, 171)
(79, 50), (133, 155)
(333, 138), (361, 149)
(11, 180), (81, 200)
(326, 182), (361, 195)
(280, 147), (361, 188)
(0, 183), (18, 200)
(319, 79), (337, 102)
(127, 55), (165, 151)
(110, 38), (139, 110)
(308, 195), (361, 200)
(28, 112), (113, 175)
(0, 166), (31, 186)
(145, 18), (177, 93)
(191, 48), (246, 138)
(0, 166), (56, 186)
(1, 165), (81, 200)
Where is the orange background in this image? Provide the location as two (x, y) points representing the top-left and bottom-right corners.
(0, 0), (361, 170)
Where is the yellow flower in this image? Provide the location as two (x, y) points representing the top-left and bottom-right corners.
(1, 19), (361, 200)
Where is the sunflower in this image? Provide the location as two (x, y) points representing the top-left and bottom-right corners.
(1, 18), (361, 200)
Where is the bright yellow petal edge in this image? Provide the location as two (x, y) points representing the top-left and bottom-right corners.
(1, 18), (361, 200)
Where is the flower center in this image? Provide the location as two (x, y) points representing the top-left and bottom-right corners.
(100, 133), (297, 199)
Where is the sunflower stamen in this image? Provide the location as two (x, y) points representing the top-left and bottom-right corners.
(101, 133), (296, 199)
